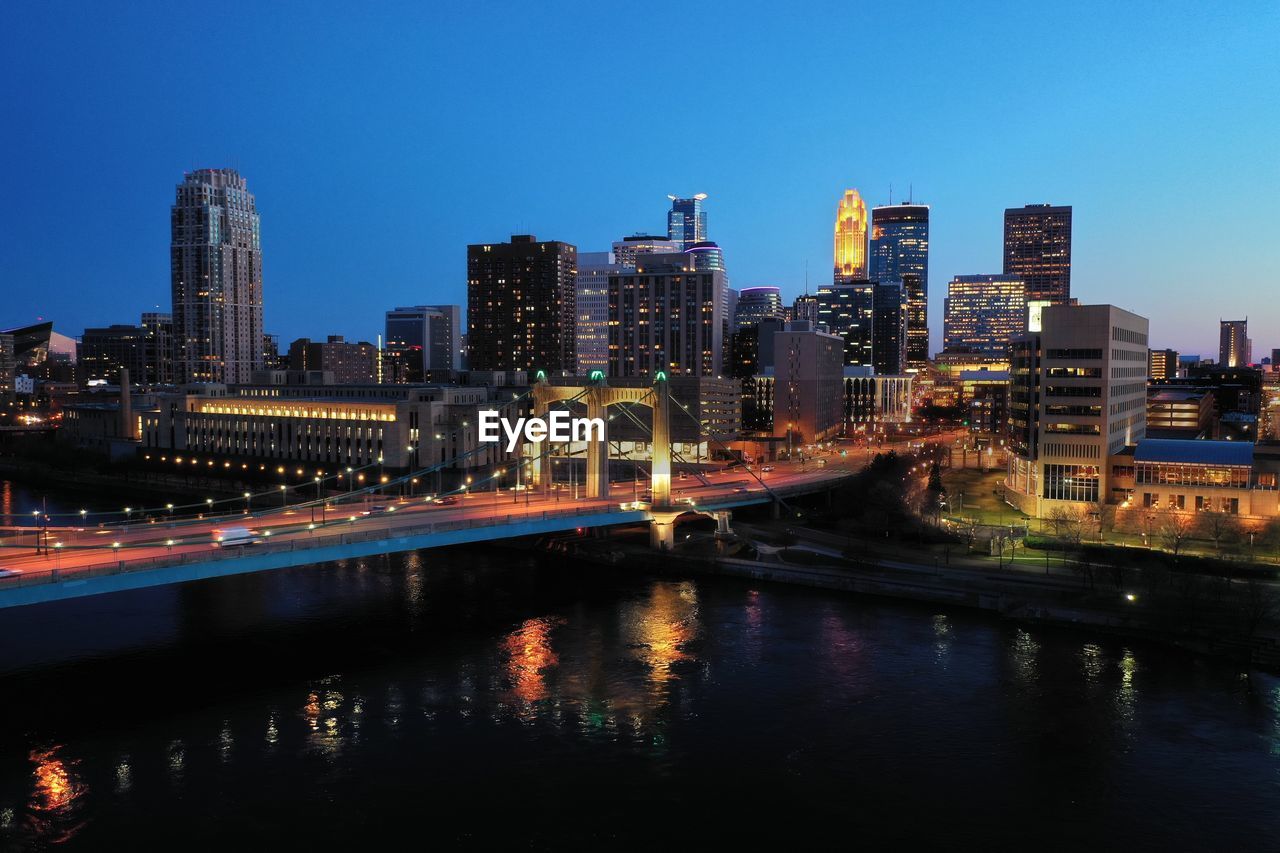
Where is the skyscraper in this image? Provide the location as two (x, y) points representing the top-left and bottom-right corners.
(1219, 319), (1250, 367)
(467, 235), (576, 375)
(816, 281), (875, 367)
(793, 293), (819, 327)
(734, 287), (785, 328)
(1003, 204), (1072, 303)
(870, 204), (930, 368)
(872, 281), (909, 376)
(384, 305), (463, 378)
(575, 251), (623, 375)
(942, 275), (1027, 357)
(612, 234), (679, 268)
(667, 194), (708, 251)
(170, 169), (264, 384)
(834, 189), (869, 282)
(608, 255), (724, 378)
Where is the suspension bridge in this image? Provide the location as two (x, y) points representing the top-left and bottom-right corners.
(0, 374), (854, 609)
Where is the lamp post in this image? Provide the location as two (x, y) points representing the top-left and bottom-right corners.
(243, 492), (251, 515)
(313, 477), (321, 525)
(280, 484), (288, 508)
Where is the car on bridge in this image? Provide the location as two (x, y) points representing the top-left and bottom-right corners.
(0, 568), (21, 579)
(432, 496), (459, 506)
(213, 526), (260, 547)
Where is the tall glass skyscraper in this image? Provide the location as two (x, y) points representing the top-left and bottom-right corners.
(170, 169), (264, 384)
(870, 204), (930, 369)
(667, 194), (708, 251)
(1003, 204), (1072, 304)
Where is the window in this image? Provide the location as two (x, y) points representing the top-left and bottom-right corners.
(1043, 464), (1100, 502)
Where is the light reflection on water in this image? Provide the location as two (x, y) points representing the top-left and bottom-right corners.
(0, 540), (1278, 848)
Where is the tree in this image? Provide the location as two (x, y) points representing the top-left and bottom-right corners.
(1157, 509), (1195, 557)
(1198, 510), (1238, 557)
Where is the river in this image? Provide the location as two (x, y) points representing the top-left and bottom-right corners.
(0, 479), (1278, 850)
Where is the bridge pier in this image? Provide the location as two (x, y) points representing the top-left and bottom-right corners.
(711, 510), (733, 539)
(585, 392), (609, 500)
(651, 374), (672, 507)
(649, 510), (683, 551)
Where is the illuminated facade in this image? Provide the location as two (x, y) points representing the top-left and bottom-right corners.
(612, 234), (678, 268)
(574, 251), (623, 376)
(942, 275), (1027, 357)
(815, 281), (875, 367)
(1003, 204), (1072, 304)
(607, 256), (725, 379)
(870, 204), (930, 368)
(170, 169), (264, 384)
(1148, 347), (1179, 381)
(1219, 319), (1250, 367)
(833, 189), (869, 281)
(1005, 304), (1149, 516)
(467, 235), (577, 375)
(667, 194), (707, 251)
(734, 287), (785, 328)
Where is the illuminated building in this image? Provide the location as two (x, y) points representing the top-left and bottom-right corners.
(666, 194), (708, 251)
(872, 281), (908, 376)
(607, 255), (725, 378)
(870, 204), (929, 367)
(575, 251), (623, 375)
(1148, 348), (1179, 381)
(384, 306), (462, 380)
(1219, 319), (1250, 367)
(612, 234), (678, 268)
(734, 287), (785, 328)
(815, 281), (875, 367)
(773, 324), (845, 444)
(81, 314), (173, 386)
(942, 275), (1027, 358)
(467, 235), (577, 375)
(287, 336), (377, 385)
(1005, 304), (1148, 516)
(1003, 204), (1072, 304)
(171, 169), (264, 384)
(833, 189), (869, 281)
(793, 293), (819, 327)
(1146, 388), (1214, 438)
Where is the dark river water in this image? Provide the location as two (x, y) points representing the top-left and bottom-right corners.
(1, 480), (1279, 850)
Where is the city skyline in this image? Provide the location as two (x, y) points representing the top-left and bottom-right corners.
(2, 3), (1277, 359)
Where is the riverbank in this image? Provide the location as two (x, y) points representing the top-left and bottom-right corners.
(569, 525), (1280, 671)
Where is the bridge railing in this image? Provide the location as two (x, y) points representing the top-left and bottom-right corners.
(0, 503), (645, 592)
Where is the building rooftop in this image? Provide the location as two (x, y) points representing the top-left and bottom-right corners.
(1134, 439), (1254, 467)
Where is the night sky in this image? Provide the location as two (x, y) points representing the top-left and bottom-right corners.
(3, 1), (1277, 357)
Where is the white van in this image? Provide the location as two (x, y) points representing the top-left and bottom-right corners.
(213, 526), (259, 547)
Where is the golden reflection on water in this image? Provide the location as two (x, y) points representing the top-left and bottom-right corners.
(503, 617), (564, 706)
(26, 746), (86, 843)
(621, 581), (700, 692)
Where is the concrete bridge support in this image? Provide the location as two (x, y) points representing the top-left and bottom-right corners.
(649, 510), (683, 551)
(711, 510), (733, 538)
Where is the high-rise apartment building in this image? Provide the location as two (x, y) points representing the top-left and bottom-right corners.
(607, 256), (724, 378)
(287, 336), (377, 384)
(171, 169), (264, 384)
(667, 194), (708, 251)
(82, 312), (174, 385)
(1148, 348), (1179, 381)
(575, 251), (623, 375)
(834, 189), (869, 281)
(793, 293), (819, 327)
(1219, 319), (1250, 367)
(773, 324), (846, 444)
(384, 305), (462, 379)
(872, 281), (909, 376)
(870, 204), (929, 368)
(816, 281), (875, 367)
(1006, 304), (1149, 516)
(467, 236), (576, 375)
(942, 275), (1027, 357)
(1003, 204), (1072, 304)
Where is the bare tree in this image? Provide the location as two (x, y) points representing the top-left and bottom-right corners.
(1198, 510), (1238, 557)
(1157, 509), (1195, 558)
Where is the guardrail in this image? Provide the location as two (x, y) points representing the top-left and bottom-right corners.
(0, 503), (640, 592)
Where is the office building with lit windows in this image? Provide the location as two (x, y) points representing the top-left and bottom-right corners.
(834, 189), (869, 281)
(1219, 319), (1250, 367)
(612, 234), (678, 268)
(735, 287), (785, 328)
(170, 169), (264, 384)
(384, 305), (462, 379)
(773, 324), (846, 444)
(942, 275), (1027, 357)
(815, 281), (875, 367)
(1005, 303), (1149, 516)
(607, 255), (725, 378)
(872, 281), (909, 376)
(667, 194), (708, 251)
(1003, 204), (1071, 304)
(575, 251), (624, 375)
(870, 204), (929, 368)
(1148, 347), (1179, 381)
(467, 235), (576, 375)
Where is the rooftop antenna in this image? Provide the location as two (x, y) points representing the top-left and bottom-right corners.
(804, 259), (809, 295)
(889, 183), (893, 206)
(909, 183), (914, 204)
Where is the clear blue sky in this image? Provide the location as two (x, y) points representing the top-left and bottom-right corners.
(2, 1), (1277, 358)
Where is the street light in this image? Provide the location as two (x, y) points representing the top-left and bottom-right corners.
(280, 484), (288, 507)
(243, 492), (252, 514)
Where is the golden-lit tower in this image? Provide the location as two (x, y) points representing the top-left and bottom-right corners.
(834, 188), (868, 281)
